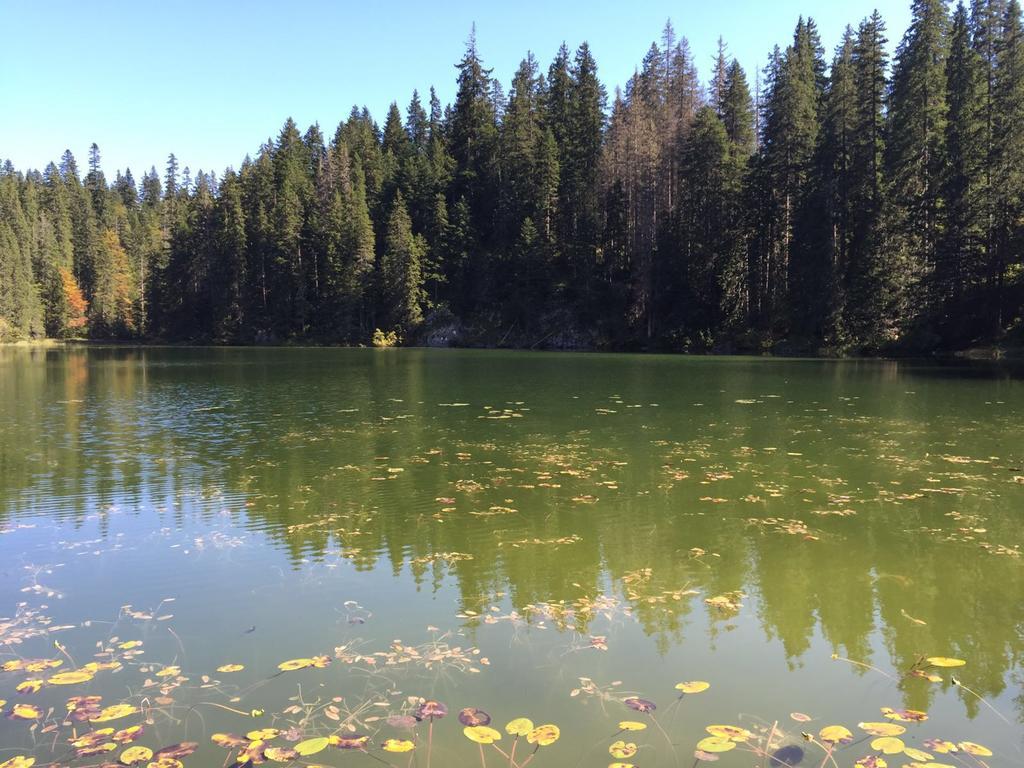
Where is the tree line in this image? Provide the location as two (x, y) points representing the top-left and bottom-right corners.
(2, 0), (1023, 353)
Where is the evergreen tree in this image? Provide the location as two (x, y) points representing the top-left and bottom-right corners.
(940, 1), (987, 339)
(379, 191), (424, 335)
(885, 0), (950, 340)
(992, 0), (1024, 329)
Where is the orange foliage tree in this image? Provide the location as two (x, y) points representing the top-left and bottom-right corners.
(59, 267), (88, 334)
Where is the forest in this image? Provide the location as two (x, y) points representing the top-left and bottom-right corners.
(1, 0), (1023, 353)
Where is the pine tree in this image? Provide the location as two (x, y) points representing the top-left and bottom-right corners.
(940, 1), (987, 339)
(885, 0), (951, 340)
(448, 26), (498, 311)
(991, 0), (1024, 330)
(846, 11), (890, 345)
(379, 191), (424, 335)
(756, 19), (825, 333)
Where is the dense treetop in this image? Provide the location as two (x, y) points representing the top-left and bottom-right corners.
(2, 0), (1022, 353)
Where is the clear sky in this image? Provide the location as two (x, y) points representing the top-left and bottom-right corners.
(1, 0), (912, 180)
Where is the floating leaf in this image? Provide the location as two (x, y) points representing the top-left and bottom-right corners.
(114, 726), (145, 744)
(903, 748), (934, 762)
(49, 669), (95, 685)
(211, 733), (249, 748)
(153, 744), (198, 760)
(381, 739), (415, 753)
(705, 725), (753, 742)
(15, 679), (43, 694)
(675, 681), (710, 694)
(120, 746), (153, 765)
(925, 657), (965, 668)
(871, 737), (906, 755)
(855, 757), (887, 768)
(9, 703), (42, 720)
(414, 700), (448, 721)
(458, 707), (491, 726)
(610, 741), (638, 758)
(330, 734), (369, 749)
(0, 758), (35, 768)
(881, 707), (928, 722)
(295, 737), (329, 756)
(697, 737), (736, 753)
(216, 664), (244, 673)
(527, 724), (560, 746)
(247, 728), (280, 740)
(610, 764), (637, 768)
(859, 722), (906, 737)
(505, 717), (534, 736)
(73, 729), (115, 748)
(922, 740), (958, 754)
(155, 666), (180, 678)
(818, 726), (853, 745)
(957, 742), (992, 757)
(618, 721), (647, 732)
(76, 743), (117, 757)
(624, 697), (656, 713)
(91, 704), (139, 722)
(67, 695), (103, 720)
(790, 713), (812, 723)
(146, 759), (183, 768)
(464, 726), (502, 744)
(277, 658), (315, 671)
(264, 747), (299, 762)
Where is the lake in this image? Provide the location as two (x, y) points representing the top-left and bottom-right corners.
(0, 346), (1021, 768)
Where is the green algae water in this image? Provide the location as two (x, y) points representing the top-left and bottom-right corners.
(0, 346), (1021, 768)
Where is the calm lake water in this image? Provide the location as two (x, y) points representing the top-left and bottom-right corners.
(0, 346), (1022, 768)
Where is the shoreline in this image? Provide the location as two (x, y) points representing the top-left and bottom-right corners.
(3, 337), (1023, 362)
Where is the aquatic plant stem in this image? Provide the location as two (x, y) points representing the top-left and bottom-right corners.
(763, 720), (778, 768)
(953, 679), (1012, 726)
(427, 718), (434, 768)
(479, 742), (488, 768)
(490, 743), (517, 767)
(831, 654), (897, 682)
(811, 739), (840, 768)
(650, 713), (679, 766)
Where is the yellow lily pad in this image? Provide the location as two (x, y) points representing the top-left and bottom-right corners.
(120, 746), (154, 765)
(925, 657), (965, 668)
(871, 737), (905, 754)
(464, 726), (502, 744)
(49, 670), (96, 685)
(505, 717), (534, 735)
(294, 737), (330, 756)
(697, 736), (736, 753)
(610, 741), (638, 759)
(819, 725), (853, 744)
(527, 724), (560, 746)
(619, 720), (647, 731)
(859, 722), (906, 737)
(957, 742), (992, 757)
(91, 704), (139, 722)
(675, 681), (710, 694)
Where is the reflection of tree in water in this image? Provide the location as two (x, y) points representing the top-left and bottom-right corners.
(1, 346), (1022, 720)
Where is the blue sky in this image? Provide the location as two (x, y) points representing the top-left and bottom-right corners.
(1, 0), (912, 179)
